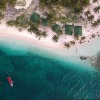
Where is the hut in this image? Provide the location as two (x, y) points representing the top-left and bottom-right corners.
(30, 12), (40, 23)
(52, 24), (61, 33)
(65, 25), (74, 35)
(41, 18), (48, 26)
(74, 26), (82, 36)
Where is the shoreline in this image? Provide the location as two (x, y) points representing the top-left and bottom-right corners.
(0, 20), (100, 57)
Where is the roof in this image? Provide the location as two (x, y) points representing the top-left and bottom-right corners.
(41, 18), (48, 26)
(65, 25), (74, 35)
(30, 12), (40, 23)
(52, 24), (61, 33)
(74, 26), (82, 36)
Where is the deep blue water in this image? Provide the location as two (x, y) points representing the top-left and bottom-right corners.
(0, 39), (100, 100)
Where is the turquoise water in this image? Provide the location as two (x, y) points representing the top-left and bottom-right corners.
(0, 38), (100, 100)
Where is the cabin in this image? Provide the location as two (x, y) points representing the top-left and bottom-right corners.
(30, 12), (40, 23)
(41, 18), (48, 26)
(65, 25), (74, 35)
(65, 25), (82, 36)
(52, 24), (61, 33)
(74, 26), (82, 36)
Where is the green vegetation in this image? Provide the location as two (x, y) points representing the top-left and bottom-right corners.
(45, 12), (57, 25)
(7, 13), (47, 39)
(92, 18), (100, 28)
(74, 33), (79, 40)
(28, 22), (47, 39)
(94, 6), (100, 13)
(52, 24), (62, 35)
(64, 43), (71, 49)
(52, 35), (59, 42)
(8, 0), (17, 5)
(7, 14), (29, 29)
(80, 36), (86, 41)
(41, 18), (48, 26)
(0, 0), (17, 20)
(0, 0), (16, 10)
(87, 15), (94, 22)
(40, 0), (90, 13)
(58, 16), (70, 24)
(85, 10), (90, 17)
(0, 13), (4, 20)
(70, 41), (75, 46)
(0, 0), (7, 11)
(93, 0), (98, 3)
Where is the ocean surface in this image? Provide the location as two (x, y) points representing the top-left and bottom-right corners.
(0, 37), (100, 100)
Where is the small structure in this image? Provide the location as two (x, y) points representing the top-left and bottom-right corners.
(41, 18), (48, 26)
(65, 25), (74, 35)
(65, 24), (82, 36)
(52, 24), (61, 33)
(30, 12), (40, 23)
(74, 26), (82, 36)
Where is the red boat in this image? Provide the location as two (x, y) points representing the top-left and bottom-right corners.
(7, 76), (13, 86)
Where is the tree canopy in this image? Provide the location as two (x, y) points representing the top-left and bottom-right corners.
(0, 0), (7, 11)
(40, 0), (90, 13)
(0, 0), (17, 11)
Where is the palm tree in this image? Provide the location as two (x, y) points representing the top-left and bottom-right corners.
(0, 0), (17, 11)
(93, 0), (98, 3)
(0, 0), (7, 11)
(79, 36), (86, 45)
(59, 16), (70, 24)
(81, 36), (86, 41)
(7, 20), (16, 26)
(74, 33), (79, 40)
(45, 11), (57, 26)
(84, 10), (90, 17)
(64, 43), (71, 49)
(7, 14), (29, 29)
(15, 14), (29, 28)
(91, 21), (99, 28)
(87, 15), (94, 22)
(8, 0), (16, 6)
(42, 31), (48, 38)
(28, 23), (39, 34)
(52, 35), (59, 42)
(70, 41), (75, 46)
(94, 6), (100, 13)
(0, 13), (4, 20)
(70, 40), (78, 51)
(97, 18), (100, 24)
